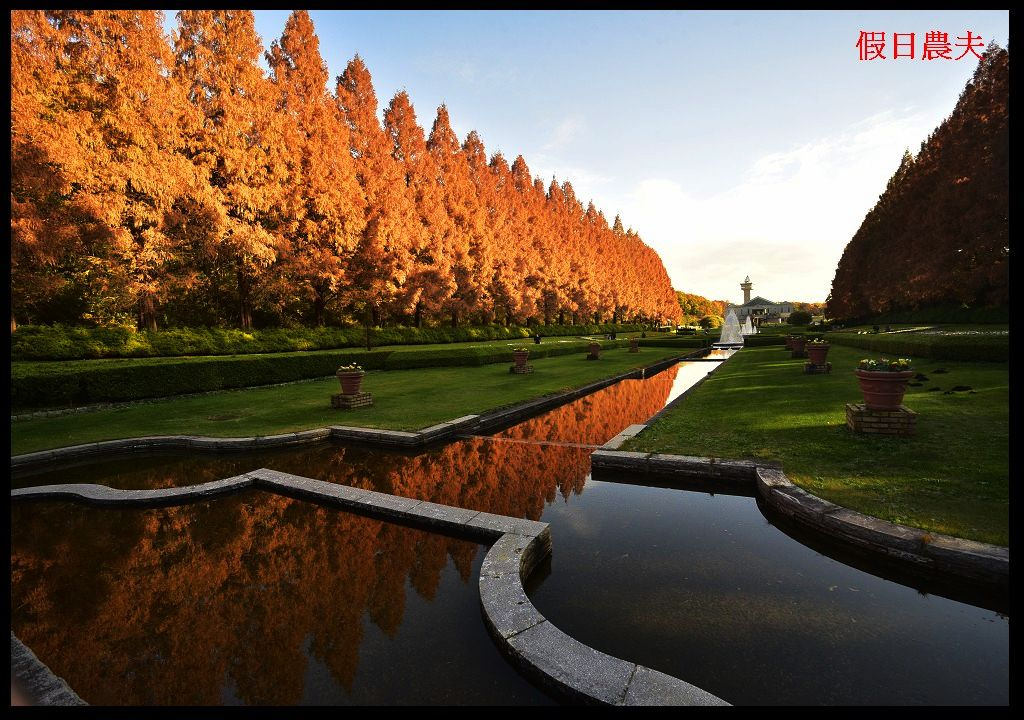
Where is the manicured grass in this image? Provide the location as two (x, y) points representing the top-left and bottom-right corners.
(11, 346), (685, 456)
(624, 345), (1008, 545)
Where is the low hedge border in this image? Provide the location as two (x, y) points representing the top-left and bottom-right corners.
(11, 322), (647, 361)
(11, 338), (640, 411)
(826, 332), (1008, 362)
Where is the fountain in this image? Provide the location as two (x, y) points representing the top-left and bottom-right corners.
(715, 308), (744, 348)
(741, 316), (754, 336)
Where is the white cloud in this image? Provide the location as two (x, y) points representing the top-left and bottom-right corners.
(527, 151), (612, 192)
(614, 108), (937, 303)
(542, 116), (585, 151)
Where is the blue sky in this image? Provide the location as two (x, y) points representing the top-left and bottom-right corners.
(165, 10), (1009, 304)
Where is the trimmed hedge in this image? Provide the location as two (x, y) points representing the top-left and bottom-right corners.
(11, 322), (647, 361)
(11, 350), (394, 411)
(637, 337), (709, 349)
(848, 305), (1009, 326)
(382, 339), (609, 369)
(10, 337), (658, 411)
(827, 332), (1008, 362)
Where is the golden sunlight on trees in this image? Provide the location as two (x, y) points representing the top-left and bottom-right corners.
(11, 10), (680, 331)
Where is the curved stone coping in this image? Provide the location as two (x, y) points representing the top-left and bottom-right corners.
(589, 447), (1008, 586)
(479, 534), (728, 706)
(11, 632), (86, 706)
(11, 467), (726, 706)
(11, 350), (700, 472)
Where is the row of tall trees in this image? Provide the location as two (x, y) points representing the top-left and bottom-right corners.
(827, 42), (1008, 322)
(11, 10), (681, 331)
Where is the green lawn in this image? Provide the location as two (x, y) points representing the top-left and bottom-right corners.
(11, 346), (684, 456)
(624, 345), (1008, 546)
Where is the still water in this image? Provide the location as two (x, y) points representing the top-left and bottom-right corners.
(10, 356), (1008, 705)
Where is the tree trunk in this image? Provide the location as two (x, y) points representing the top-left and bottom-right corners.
(414, 301), (423, 328)
(312, 284), (329, 327)
(451, 309), (458, 328)
(594, 312), (600, 325)
(138, 292), (158, 332)
(364, 305), (373, 351)
(237, 267), (253, 330)
(558, 309), (565, 325)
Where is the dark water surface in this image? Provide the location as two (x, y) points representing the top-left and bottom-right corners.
(10, 493), (555, 705)
(10, 357), (1009, 705)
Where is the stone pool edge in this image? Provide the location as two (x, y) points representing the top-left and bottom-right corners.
(10, 351), (698, 470)
(590, 439), (1008, 586)
(10, 467), (728, 707)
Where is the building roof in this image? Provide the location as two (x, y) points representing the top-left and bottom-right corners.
(741, 295), (780, 307)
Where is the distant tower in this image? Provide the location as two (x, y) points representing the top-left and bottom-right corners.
(740, 275), (752, 304)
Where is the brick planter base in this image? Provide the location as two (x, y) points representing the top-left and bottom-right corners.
(509, 364), (535, 374)
(331, 391), (374, 409)
(804, 362), (832, 374)
(845, 403), (916, 436)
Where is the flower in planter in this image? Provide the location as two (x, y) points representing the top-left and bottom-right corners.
(512, 347), (529, 353)
(337, 363), (363, 373)
(858, 357), (912, 372)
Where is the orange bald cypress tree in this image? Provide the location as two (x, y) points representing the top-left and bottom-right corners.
(460, 130), (498, 325)
(11, 10), (86, 329)
(174, 10), (288, 329)
(336, 57), (424, 324)
(268, 11), (365, 326)
(11, 10), (205, 330)
(485, 152), (518, 324)
(426, 106), (481, 327)
(383, 91), (453, 327)
(11, 25), (681, 331)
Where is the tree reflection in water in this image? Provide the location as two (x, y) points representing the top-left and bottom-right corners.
(11, 367), (679, 704)
(12, 494), (495, 704)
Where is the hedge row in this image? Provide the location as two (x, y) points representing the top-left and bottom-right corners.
(848, 304), (1008, 326)
(826, 332), (1009, 362)
(637, 337), (709, 349)
(11, 337), (655, 411)
(11, 322), (647, 361)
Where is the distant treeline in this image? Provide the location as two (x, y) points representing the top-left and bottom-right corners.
(10, 10), (680, 333)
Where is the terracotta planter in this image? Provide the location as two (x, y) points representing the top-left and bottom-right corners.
(790, 336), (806, 353)
(629, 338), (639, 353)
(588, 342), (601, 359)
(336, 370), (364, 395)
(806, 343), (830, 365)
(784, 336), (795, 350)
(513, 350), (529, 368)
(854, 369), (914, 410)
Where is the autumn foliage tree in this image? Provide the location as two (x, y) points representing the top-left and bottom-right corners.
(267, 10), (365, 326)
(11, 10), (206, 331)
(11, 10), (681, 332)
(674, 291), (727, 324)
(827, 42), (1009, 322)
